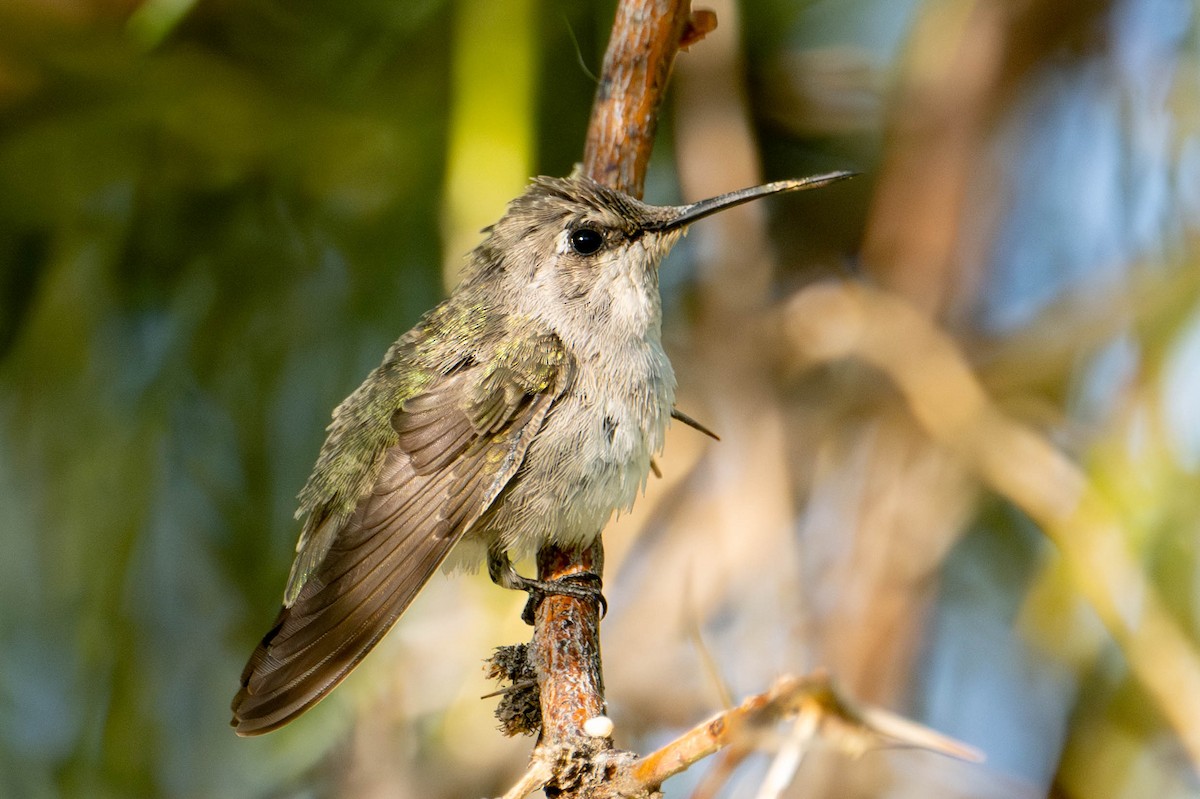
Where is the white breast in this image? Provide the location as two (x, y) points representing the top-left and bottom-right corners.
(467, 323), (675, 563)
(455, 244), (676, 565)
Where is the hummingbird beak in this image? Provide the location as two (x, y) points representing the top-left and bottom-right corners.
(645, 171), (856, 233)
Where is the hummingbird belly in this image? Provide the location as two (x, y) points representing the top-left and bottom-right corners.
(462, 341), (675, 564)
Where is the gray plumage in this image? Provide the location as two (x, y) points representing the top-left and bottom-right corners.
(231, 172), (852, 735)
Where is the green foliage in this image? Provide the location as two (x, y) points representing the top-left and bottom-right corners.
(0, 2), (457, 796)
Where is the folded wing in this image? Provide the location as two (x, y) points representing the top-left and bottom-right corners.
(232, 339), (569, 735)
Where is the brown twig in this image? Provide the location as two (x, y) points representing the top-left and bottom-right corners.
(579, 0), (694, 198)
(532, 543), (607, 748)
(622, 673), (982, 796)
(529, 0), (698, 793)
(498, 670), (969, 798)
(495, 671), (980, 797)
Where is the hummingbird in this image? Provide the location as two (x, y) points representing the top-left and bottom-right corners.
(231, 170), (852, 735)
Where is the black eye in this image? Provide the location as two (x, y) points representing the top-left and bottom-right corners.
(569, 227), (604, 255)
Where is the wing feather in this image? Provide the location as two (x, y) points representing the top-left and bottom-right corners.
(231, 339), (569, 735)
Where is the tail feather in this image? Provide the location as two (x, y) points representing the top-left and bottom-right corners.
(231, 457), (463, 735)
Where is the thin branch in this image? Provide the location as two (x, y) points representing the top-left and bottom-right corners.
(532, 543), (607, 747)
(528, 0), (699, 792)
(580, 0), (693, 198)
(624, 672), (981, 795)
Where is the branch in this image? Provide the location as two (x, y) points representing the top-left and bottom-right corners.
(527, 0), (703, 793)
(495, 668), (979, 799)
(624, 673), (981, 797)
(580, 0), (695, 198)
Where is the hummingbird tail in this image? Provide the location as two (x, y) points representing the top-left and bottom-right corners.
(230, 456), (467, 734)
(230, 347), (568, 734)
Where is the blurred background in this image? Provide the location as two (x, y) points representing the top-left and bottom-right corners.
(1, 0), (1198, 797)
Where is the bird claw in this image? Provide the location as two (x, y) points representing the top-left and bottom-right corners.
(487, 550), (607, 624)
(518, 571), (607, 625)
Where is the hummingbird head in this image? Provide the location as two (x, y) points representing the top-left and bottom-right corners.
(463, 171), (854, 345)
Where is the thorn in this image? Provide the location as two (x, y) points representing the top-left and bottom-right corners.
(650, 457), (663, 478)
(680, 9), (718, 50)
(672, 407), (721, 441)
(481, 679), (538, 700)
(859, 706), (986, 763)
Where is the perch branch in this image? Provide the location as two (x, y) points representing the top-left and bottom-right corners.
(580, 0), (696, 197)
(529, 0), (701, 791)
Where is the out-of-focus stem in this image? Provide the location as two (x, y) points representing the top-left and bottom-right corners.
(785, 280), (1200, 774)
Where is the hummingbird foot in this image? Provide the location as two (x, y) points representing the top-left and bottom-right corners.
(487, 550), (607, 624)
(517, 571), (607, 625)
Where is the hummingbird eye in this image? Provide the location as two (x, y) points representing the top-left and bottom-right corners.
(568, 227), (605, 256)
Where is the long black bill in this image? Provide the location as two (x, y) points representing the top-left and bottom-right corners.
(647, 170), (856, 233)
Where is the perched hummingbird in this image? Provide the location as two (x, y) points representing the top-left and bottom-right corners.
(231, 171), (852, 735)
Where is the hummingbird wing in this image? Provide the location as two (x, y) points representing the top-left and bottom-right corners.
(231, 335), (572, 735)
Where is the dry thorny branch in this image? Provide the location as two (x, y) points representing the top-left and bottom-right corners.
(492, 670), (982, 799)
